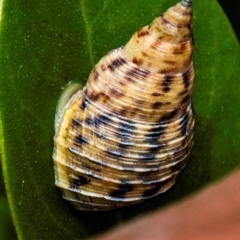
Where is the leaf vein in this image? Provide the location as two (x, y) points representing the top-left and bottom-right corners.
(91, 0), (112, 27)
(79, 0), (94, 66)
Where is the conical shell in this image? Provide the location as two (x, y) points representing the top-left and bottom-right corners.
(53, 0), (195, 211)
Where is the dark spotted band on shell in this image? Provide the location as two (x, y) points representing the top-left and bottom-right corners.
(53, 0), (195, 211)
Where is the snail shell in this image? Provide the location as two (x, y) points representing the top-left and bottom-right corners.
(53, 0), (195, 211)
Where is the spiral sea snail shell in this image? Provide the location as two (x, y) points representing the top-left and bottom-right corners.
(53, 0), (195, 211)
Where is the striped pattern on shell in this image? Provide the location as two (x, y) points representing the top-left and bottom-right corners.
(53, 0), (195, 211)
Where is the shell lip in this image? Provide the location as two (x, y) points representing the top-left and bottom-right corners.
(54, 81), (82, 132)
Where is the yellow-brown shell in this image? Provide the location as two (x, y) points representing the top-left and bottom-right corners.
(53, 0), (195, 211)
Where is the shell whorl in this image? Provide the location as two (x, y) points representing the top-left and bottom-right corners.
(53, 0), (195, 211)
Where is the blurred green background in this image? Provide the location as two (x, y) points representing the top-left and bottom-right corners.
(0, 0), (239, 239)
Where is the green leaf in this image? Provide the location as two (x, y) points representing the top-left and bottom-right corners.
(0, 159), (17, 239)
(0, 0), (239, 239)
(0, 197), (17, 240)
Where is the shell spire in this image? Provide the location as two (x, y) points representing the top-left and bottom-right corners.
(123, 0), (193, 73)
(182, 0), (192, 7)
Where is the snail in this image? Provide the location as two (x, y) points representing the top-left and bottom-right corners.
(53, 0), (195, 211)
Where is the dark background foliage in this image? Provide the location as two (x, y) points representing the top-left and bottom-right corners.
(218, 0), (240, 41)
